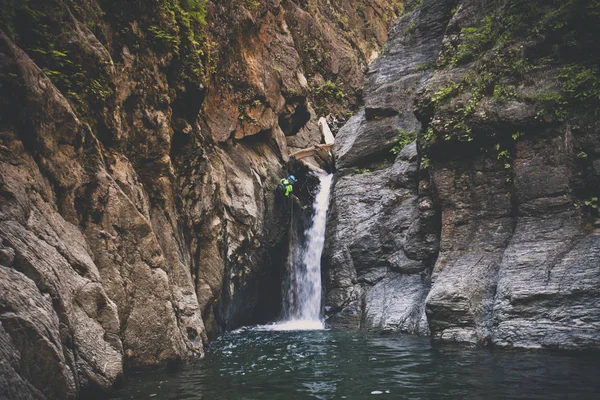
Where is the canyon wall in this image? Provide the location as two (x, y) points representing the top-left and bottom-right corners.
(324, 0), (600, 350)
(0, 0), (399, 397)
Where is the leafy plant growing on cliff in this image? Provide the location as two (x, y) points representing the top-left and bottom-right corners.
(512, 131), (525, 141)
(419, 156), (430, 170)
(528, 64), (600, 121)
(405, 23), (417, 35)
(559, 65), (600, 113)
(402, 0), (422, 15)
(431, 82), (461, 108)
(574, 197), (599, 210)
(451, 15), (496, 65)
(492, 84), (518, 100)
(147, 0), (209, 84)
(315, 80), (346, 99)
(244, 0), (261, 10)
(0, 1), (115, 117)
(391, 129), (417, 154)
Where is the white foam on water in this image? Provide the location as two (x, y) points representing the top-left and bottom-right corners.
(248, 320), (325, 332)
(233, 320), (324, 333)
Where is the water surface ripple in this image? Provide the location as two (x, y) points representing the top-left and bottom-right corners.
(110, 330), (600, 400)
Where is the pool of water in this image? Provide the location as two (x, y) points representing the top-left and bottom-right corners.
(109, 329), (600, 400)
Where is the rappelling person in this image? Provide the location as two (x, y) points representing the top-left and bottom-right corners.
(276, 175), (297, 203)
(276, 174), (307, 214)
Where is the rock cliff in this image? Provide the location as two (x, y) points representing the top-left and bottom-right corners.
(0, 0), (399, 397)
(324, 0), (600, 350)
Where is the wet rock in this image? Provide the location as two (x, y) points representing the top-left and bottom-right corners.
(365, 274), (430, 335)
(425, 154), (515, 345)
(418, 0), (600, 349)
(325, 0), (600, 351)
(335, 111), (402, 169)
(490, 138), (600, 350)
(324, 147), (438, 333)
(0, 266), (77, 400)
(0, 323), (46, 400)
(1, 0), (401, 395)
(323, 0), (453, 335)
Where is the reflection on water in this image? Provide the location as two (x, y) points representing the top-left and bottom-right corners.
(110, 330), (600, 400)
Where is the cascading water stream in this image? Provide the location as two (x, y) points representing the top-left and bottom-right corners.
(288, 174), (333, 324)
(271, 173), (333, 331)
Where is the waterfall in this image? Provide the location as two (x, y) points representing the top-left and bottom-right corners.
(278, 173), (333, 330)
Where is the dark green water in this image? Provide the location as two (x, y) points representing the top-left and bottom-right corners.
(110, 329), (600, 400)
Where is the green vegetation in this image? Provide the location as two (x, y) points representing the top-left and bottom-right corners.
(391, 129), (417, 155)
(237, 101), (259, 124)
(422, 0), (600, 151)
(416, 0), (600, 211)
(402, 0), (422, 15)
(0, 0), (114, 116)
(560, 65), (600, 99)
(492, 84), (518, 100)
(419, 156), (430, 170)
(334, 11), (349, 29)
(147, 0), (208, 84)
(392, 1), (405, 16)
(449, 15), (495, 65)
(496, 146), (512, 169)
(244, 0), (261, 10)
(315, 80), (346, 100)
(354, 168), (371, 174)
(526, 65), (600, 121)
(574, 197), (599, 210)
(431, 82), (461, 108)
(0, 0), (211, 118)
(415, 62), (436, 72)
(511, 132), (525, 141)
(404, 23), (417, 35)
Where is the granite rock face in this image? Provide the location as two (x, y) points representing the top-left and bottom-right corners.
(0, 0), (398, 397)
(324, 0), (600, 350)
